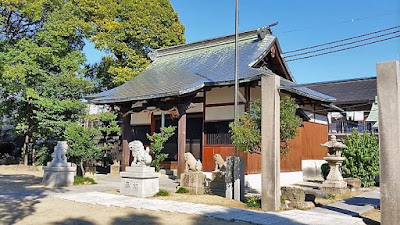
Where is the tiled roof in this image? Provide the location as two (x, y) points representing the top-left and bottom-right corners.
(87, 26), (335, 104)
(306, 77), (377, 103)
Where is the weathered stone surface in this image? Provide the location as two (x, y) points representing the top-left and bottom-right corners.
(180, 171), (206, 194)
(129, 140), (152, 165)
(377, 60), (400, 225)
(42, 141), (76, 187)
(120, 165), (159, 197)
(344, 178), (361, 190)
(213, 154), (226, 171)
(184, 152), (202, 172)
(287, 201), (315, 210)
(110, 163), (120, 176)
(304, 189), (330, 199)
(281, 186), (305, 202)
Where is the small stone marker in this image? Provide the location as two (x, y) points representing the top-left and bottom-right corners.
(42, 141), (76, 187)
(180, 152), (206, 194)
(233, 156), (245, 201)
(180, 171), (206, 194)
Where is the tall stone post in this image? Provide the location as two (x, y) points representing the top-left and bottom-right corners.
(121, 107), (133, 171)
(261, 75), (280, 211)
(376, 60), (400, 225)
(177, 104), (187, 178)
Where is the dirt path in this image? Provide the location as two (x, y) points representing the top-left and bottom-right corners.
(0, 166), (251, 225)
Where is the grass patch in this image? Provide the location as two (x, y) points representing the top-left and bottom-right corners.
(324, 193), (336, 199)
(73, 176), (97, 185)
(154, 189), (169, 197)
(245, 197), (261, 209)
(175, 187), (189, 194)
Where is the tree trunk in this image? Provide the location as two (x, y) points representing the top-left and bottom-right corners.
(23, 134), (29, 165)
(80, 161), (85, 177)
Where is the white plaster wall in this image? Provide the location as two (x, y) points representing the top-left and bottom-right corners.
(245, 172), (303, 192)
(205, 105), (245, 121)
(186, 103), (203, 113)
(304, 110), (328, 125)
(302, 159), (325, 182)
(130, 111), (152, 125)
(206, 86), (245, 104)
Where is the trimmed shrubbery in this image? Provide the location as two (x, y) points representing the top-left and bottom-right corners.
(341, 130), (379, 187)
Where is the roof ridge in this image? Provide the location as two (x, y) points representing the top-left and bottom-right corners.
(150, 26), (273, 60)
(298, 76), (376, 87)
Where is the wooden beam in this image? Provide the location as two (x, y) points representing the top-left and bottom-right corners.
(121, 106), (133, 171)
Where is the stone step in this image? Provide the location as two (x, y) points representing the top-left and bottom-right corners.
(293, 181), (323, 189)
(159, 168), (177, 176)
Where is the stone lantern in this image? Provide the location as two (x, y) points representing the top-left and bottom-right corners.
(321, 135), (348, 193)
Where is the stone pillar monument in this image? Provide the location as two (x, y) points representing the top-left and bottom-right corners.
(120, 140), (159, 197)
(42, 141), (76, 187)
(261, 75), (280, 211)
(376, 60), (400, 225)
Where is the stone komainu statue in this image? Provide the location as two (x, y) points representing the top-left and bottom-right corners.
(184, 152), (202, 172)
(213, 154), (226, 171)
(129, 140), (152, 166)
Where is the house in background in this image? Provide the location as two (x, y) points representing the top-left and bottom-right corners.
(87, 25), (337, 190)
(305, 77), (377, 137)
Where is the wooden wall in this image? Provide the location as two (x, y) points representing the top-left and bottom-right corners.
(202, 121), (328, 174)
(281, 121), (328, 172)
(202, 145), (261, 174)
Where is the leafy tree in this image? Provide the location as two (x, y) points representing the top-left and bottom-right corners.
(65, 122), (101, 176)
(147, 126), (176, 171)
(229, 96), (302, 155)
(0, 0), (92, 164)
(88, 0), (186, 89)
(341, 130), (379, 187)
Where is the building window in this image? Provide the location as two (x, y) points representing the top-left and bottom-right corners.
(205, 121), (232, 145)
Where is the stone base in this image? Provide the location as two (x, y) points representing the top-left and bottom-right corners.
(120, 165), (159, 198)
(207, 171), (226, 196)
(42, 166), (76, 187)
(110, 164), (120, 176)
(344, 178), (361, 191)
(180, 171), (206, 195)
(322, 180), (348, 194)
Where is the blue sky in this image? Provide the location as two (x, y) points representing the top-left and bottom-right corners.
(84, 0), (399, 84)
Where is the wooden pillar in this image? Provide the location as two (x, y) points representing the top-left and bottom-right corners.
(377, 60), (400, 225)
(177, 104), (187, 178)
(261, 75), (280, 211)
(121, 107), (133, 171)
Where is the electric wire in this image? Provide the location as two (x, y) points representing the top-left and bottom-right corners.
(285, 29), (400, 58)
(283, 25), (399, 54)
(286, 34), (400, 62)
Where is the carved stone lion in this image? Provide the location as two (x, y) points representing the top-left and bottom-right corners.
(129, 140), (152, 166)
(184, 152), (202, 172)
(49, 141), (68, 166)
(213, 154), (226, 171)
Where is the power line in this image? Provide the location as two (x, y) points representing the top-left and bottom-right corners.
(278, 11), (397, 36)
(285, 29), (400, 58)
(283, 26), (399, 54)
(286, 34), (400, 62)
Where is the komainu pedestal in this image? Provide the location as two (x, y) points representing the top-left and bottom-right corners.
(42, 141), (76, 187)
(180, 171), (206, 194)
(120, 165), (159, 197)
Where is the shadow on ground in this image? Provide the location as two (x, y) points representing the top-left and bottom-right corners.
(0, 174), (67, 224)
